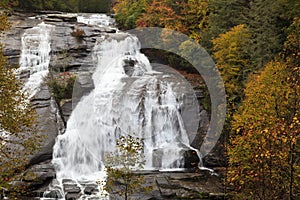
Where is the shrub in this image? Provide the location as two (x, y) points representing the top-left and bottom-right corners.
(46, 72), (76, 104)
(71, 28), (85, 39)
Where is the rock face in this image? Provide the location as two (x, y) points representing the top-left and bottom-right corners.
(1, 12), (117, 165)
(0, 12), (226, 199)
(108, 170), (226, 200)
(30, 84), (65, 165)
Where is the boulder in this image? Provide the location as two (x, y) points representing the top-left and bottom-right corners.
(44, 190), (63, 198)
(46, 14), (77, 22)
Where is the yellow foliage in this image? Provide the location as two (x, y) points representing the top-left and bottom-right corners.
(229, 59), (300, 199)
(0, 14), (41, 191)
(212, 24), (251, 97)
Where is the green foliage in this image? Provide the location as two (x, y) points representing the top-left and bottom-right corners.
(0, 49), (41, 190)
(180, 0), (208, 43)
(201, 0), (249, 50)
(103, 135), (151, 200)
(16, 0), (110, 12)
(113, 0), (149, 29)
(78, 0), (111, 13)
(0, 0), (18, 10)
(243, 0), (298, 70)
(46, 72), (76, 104)
(0, 11), (41, 192)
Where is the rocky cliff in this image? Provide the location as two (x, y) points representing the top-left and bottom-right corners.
(0, 12), (226, 199)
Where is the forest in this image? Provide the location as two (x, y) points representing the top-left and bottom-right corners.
(0, 0), (111, 12)
(111, 0), (300, 198)
(0, 0), (299, 199)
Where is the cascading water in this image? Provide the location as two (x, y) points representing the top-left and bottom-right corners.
(77, 14), (115, 27)
(53, 32), (200, 177)
(48, 14), (201, 199)
(18, 22), (53, 98)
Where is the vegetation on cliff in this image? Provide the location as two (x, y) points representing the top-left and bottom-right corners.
(0, 8), (41, 193)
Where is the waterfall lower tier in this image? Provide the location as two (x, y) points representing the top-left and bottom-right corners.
(52, 32), (200, 183)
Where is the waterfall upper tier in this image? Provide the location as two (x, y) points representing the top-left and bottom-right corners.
(18, 22), (54, 98)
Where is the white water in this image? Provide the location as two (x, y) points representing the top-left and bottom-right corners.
(18, 22), (53, 98)
(77, 14), (115, 27)
(53, 32), (199, 179)
(49, 14), (201, 199)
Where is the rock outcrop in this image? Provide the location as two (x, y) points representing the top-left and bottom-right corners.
(0, 12), (226, 199)
(30, 84), (65, 165)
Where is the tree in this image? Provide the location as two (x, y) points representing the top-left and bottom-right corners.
(228, 18), (300, 199)
(201, 0), (250, 50)
(244, 0), (299, 70)
(78, 0), (111, 13)
(137, 0), (183, 30)
(0, 11), (41, 193)
(212, 24), (251, 111)
(113, 0), (149, 29)
(103, 135), (150, 200)
(180, 0), (208, 43)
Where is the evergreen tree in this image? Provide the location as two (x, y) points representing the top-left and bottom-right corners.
(245, 0), (299, 69)
(201, 0), (250, 49)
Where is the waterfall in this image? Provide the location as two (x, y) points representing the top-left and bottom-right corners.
(52, 31), (200, 182)
(77, 14), (115, 27)
(45, 14), (202, 200)
(18, 22), (53, 98)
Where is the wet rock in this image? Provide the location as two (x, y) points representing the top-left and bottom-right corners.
(202, 136), (227, 168)
(60, 99), (72, 122)
(105, 171), (225, 200)
(44, 17), (64, 22)
(29, 86), (65, 165)
(0, 12), (226, 200)
(155, 176), (169, 187)
(65, 192), (81, 200)
(159, 188), (177, 198)
(9, 161), (57, 197)
(64, 185), (81, 193)
(183, 150), (200, 168)
(84, 186), (95, 195)
(46, 14), (77, 22)
(123, 58), (137, 76)
(209, 193), (226, 199)
(44, 190), (63, 198)
(63, 181), (82, 200)
(152, 148), (200, 169)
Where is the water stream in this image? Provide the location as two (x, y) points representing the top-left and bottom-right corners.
(33, 14), (201, 199)
(18, 22), (53, 98)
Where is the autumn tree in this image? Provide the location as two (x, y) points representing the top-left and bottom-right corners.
(212, 24), (251, 112)
(0, 10), (41, 192)
(103, 135), (150, 200)
(228, 18), (300, 200)
(113, 0), (149, 29)
(136, 0), (183, 30)
(179, 0), (208, 43)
